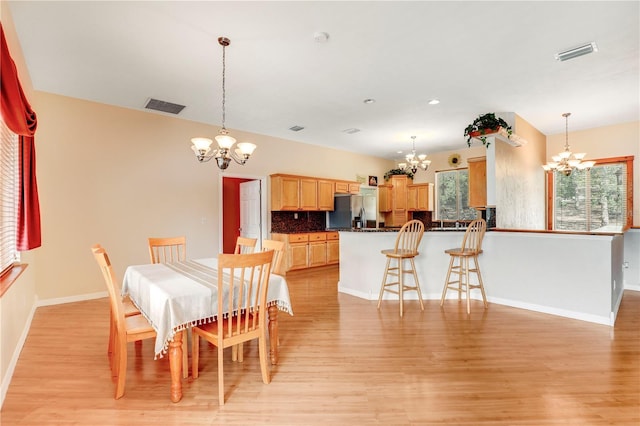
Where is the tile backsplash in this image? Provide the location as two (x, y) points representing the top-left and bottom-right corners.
(271, 211), (327, 233)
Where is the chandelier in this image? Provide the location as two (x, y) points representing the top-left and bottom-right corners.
(398, 136), (430, 173)
(191, 37), (256, 170)
(542, 113), (594, 176)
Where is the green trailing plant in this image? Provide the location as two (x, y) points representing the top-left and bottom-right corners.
(384, 168), (414, 181)
(464, 113), (513, 147)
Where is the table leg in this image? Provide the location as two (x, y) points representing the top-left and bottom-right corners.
(268, 305), (278, 365)
(169, 330), (183, 403)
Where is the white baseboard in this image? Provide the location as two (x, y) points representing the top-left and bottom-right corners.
(624, 284), (640, 292)
(36, 291), (107, 307)
(338, 282), (613, 326)
(0, 302), (36, 409)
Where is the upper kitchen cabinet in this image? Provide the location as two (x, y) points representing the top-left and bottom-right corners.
(408, 183), (433, 211)
(378, 184), (392, 212)
(271, 174), (317, 211)
(468, 156), (487, 208)
(317, 179), (335, 211)
(335, 181), (360, 194)
(380, 174), (410, 227)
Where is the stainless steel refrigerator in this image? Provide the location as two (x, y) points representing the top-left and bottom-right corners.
(328, 191), (377, 229)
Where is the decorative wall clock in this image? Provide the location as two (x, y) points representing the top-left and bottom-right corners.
(448, 153), (461, 167)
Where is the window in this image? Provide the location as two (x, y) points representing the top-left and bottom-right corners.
(549, 156), (633, 232)
(436, 169), (477, 221)
(0, 118), (19, 275)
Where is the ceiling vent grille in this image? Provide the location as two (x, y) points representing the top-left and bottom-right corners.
(144, 98), (186, 114)
(289, 125), (305, 132)
(342, 128), (361, 134)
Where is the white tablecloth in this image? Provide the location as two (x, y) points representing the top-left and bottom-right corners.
(122, 258), (293, 358)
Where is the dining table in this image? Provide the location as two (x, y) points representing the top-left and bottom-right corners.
(121, 257), (293, 402)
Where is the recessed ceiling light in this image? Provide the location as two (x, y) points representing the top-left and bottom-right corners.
(555, 42), (598, 61)
(428, 99), (440, 105)
(363, 98), (375, 104)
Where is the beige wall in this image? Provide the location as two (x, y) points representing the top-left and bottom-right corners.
(546, 121), (639, 226)
(33, 92), (393, 301)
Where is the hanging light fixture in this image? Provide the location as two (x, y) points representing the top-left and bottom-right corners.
(398, 136), (431, 174)
(542, 113), (595, 176)
(191, 37), (256, 170)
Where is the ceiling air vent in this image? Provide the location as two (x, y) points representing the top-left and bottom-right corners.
(144, 98), (186, 115)
(289, 125), (305, 132)
(342, 128), (360, 134)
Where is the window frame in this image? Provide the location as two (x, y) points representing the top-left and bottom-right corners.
(546, 156), (634, 232)
(435, 167), (476, 222)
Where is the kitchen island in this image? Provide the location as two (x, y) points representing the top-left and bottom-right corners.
(338, 228), (624, 325)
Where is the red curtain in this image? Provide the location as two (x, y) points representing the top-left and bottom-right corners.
(1, 24), (41, 250)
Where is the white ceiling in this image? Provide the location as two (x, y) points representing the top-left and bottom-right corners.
(6, 1), (639, 161)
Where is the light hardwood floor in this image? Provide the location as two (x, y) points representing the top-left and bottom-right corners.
(2, 265), (639, 425)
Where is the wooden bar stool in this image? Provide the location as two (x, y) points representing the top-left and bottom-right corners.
(440, 218), (488, 314)
(377, 219), (425, 317)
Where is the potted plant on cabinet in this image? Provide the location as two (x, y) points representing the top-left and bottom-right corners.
(384, 168), (414, 181)
(464, 113), (512, 147)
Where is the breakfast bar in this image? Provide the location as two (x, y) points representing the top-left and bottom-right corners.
(338, 228), (624, 325)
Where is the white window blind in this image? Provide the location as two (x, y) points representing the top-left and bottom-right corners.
(0, 119), (20, 274)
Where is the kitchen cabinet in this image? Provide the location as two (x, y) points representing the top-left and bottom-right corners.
(271, 174), (359, 211)
(271, 233), (309, 271)
(381, 175), (410, 227)
(408, 183), (432, 211)
(299, 178), (318, 210)
(378, 185), (392, 212)
(271, 231), (340, 272)
(326, 232), (339, 264)
(317, 179), (335, 211)
(468, 157), (487, 208)
(270, 174), (318, 211)
(308, 233), (328, 267)
(335, 181), (361, 194)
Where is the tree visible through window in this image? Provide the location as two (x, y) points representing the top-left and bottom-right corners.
(552, 158), (631, 232)
(436, 169), (477, 221)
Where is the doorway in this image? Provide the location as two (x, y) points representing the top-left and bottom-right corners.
(220, 174), (268, 254)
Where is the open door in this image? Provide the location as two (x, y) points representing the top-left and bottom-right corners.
(239, 180), (262, 249)
(221, 175), (267, 254)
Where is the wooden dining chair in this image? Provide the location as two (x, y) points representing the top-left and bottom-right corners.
(440, 218), (488, 314)
(377, 219), (425, 317)
(91, 245), (156, 399)
(91, 244), (141, 360)
(231, 238), (285, 363)
(191, 250), (274, 405)
(148, 236), (186, 264)
(262, 239), (285, 276)
(147, 236), (189, 376)
(234, 236), (257, 254)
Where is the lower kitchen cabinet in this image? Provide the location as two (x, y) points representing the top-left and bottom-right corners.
(308, 233), (328, 267)
(272, 231), (339, 272)
(326, 232), (340, 264)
